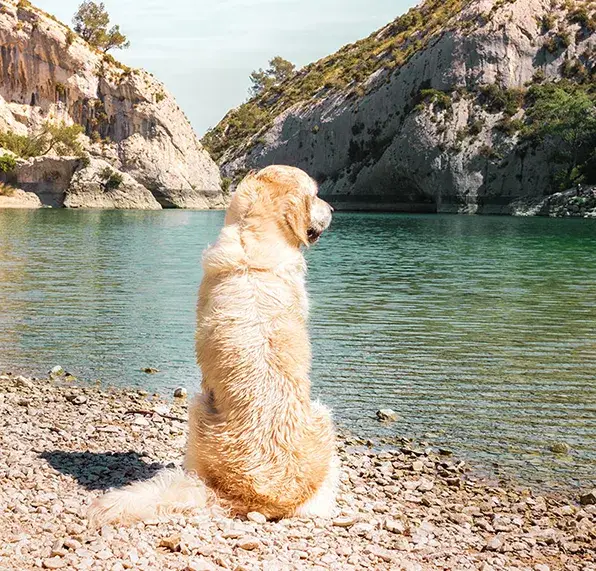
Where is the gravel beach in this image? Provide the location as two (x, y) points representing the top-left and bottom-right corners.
(1, 372), (594, 571)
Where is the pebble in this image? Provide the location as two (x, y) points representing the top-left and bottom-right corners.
(0, 373), (592, 571)
(485, 535), (504, 551)
(549, 442), (571, 454)
(376, 408), (398, 422)
(246, 511), (266, 524)
(332, 516), (358, 527)
(42, 558), (66, 569)
(237, 537), (260, 550)
(174, 387), (188, 398)
(579, 489), (596, 506)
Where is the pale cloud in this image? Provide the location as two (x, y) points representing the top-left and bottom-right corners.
(33, 0), (416, 135)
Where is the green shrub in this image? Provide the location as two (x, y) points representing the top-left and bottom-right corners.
(416, 88), (453, 112)
(65, 29), (76, 46)
(537, 13), (556, 33)
(568, 8), (595, 32)
(479, 145), (501, 159)
(0, 154), (17, 173)
(544, 31), (572, 53)
(479, 84), (525, 116)
(0, 182), (17, 197)
(469, 118), (485, 136)
(525, 82), (596, 188)
(221, 177), (231, 194)
(100, 167), (123, 190)
(495, 117), (525, 135)
(532, 69), (547, 83)
(155, 91), (165, 103)
(78, 153), (91, 168)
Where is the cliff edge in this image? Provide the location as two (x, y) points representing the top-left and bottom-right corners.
(204, 0), (595, 214)
(0, 0), (225, 209)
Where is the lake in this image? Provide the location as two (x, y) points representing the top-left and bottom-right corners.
(0, 209), (595, 490)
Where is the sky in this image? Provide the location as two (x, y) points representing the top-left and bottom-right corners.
(34, 0), (417, 136)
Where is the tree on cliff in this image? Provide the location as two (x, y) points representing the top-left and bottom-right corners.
(249, 57), (296, 97)
(526, 83), (596, 188)
(72, 1), (130, 53)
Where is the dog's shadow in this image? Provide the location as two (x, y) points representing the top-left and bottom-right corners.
(40, 450), (164, 491)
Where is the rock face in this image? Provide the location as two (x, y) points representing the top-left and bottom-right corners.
(64, 158), (162, 210)
(0, 0), (224, 208)
(207, 0), (595, 214)
(0, 185), (41, 208)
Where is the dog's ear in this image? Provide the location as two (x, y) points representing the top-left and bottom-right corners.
(224, 171), (258, 226)
(285, 192), (312, 247)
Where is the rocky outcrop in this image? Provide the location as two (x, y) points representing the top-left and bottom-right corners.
(207, 0), (595, 214)
(11, 156), (80, 207)
(512, 185), (596, 217)
(64, 158), (162, 210)
(0, 185), (41, 208)
(0, 0), (224, 208)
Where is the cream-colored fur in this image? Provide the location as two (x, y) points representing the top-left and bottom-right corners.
(88, 165), (338, 526)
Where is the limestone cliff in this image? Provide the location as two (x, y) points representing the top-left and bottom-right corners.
(204, 0), (595, 214)
(0, 0), (224, 209)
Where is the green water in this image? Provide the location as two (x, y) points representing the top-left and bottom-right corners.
(0, 209), (595, 490)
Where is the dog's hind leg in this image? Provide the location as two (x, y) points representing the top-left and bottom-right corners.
(294, 452), (340, 518)
(294, 402), (340, 518)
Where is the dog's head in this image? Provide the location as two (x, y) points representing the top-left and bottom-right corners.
(225, 165), (333, 247)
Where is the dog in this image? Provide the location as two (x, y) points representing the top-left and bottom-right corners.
(88, 165), (338, 525)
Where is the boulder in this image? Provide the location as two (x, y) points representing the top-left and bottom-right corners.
(64, 158), (161, 210)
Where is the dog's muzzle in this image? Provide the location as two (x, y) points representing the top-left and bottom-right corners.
(307, 198), (333, 244)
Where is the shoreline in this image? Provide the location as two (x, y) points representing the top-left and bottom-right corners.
(1, 372), (595, 571)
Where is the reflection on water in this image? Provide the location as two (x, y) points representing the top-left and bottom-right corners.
(0, 209), (595, 489)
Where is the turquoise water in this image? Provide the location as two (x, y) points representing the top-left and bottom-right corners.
(0, 209), (595, 490)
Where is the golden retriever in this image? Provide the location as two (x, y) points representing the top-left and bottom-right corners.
(88, 165), (337, 525)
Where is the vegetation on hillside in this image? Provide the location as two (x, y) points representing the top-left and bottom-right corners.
(250, 57), (296, 97)
(0, 122), (84, 161)
(72, 1), (129, 53)
(202, 0), (477, 161)
(524, 82), (596, 188)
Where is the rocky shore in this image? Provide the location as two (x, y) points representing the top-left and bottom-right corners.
(1, 372), (594, 571)
(512, 186), (596, 219)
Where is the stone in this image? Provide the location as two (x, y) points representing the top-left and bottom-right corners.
(332, 516), (358, 528)
(236, 537), (260, 550)
(141, 367), (159, 374)
(213, 0), (585, 218)
(246, 511), (266, 524)
(376, 409), (398, 422)
(42, 558), (66, 569)
(174, 387), (188, 398)
(485, 535), (504, 552)
(579, 489), (596, 506)
(50, 366), (64, 376)
(184, 559), (217, 571)
(159, 535), (181, 552)
(384, 519), (405, 534)
(411, 461), (424, 472)
(549, 442), (571, 454)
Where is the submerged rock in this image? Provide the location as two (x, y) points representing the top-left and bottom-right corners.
(376, 408), (399, 422)
(549, 442), (571, 455)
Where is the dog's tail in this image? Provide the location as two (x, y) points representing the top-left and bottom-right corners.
(87, 467), (213, 527)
